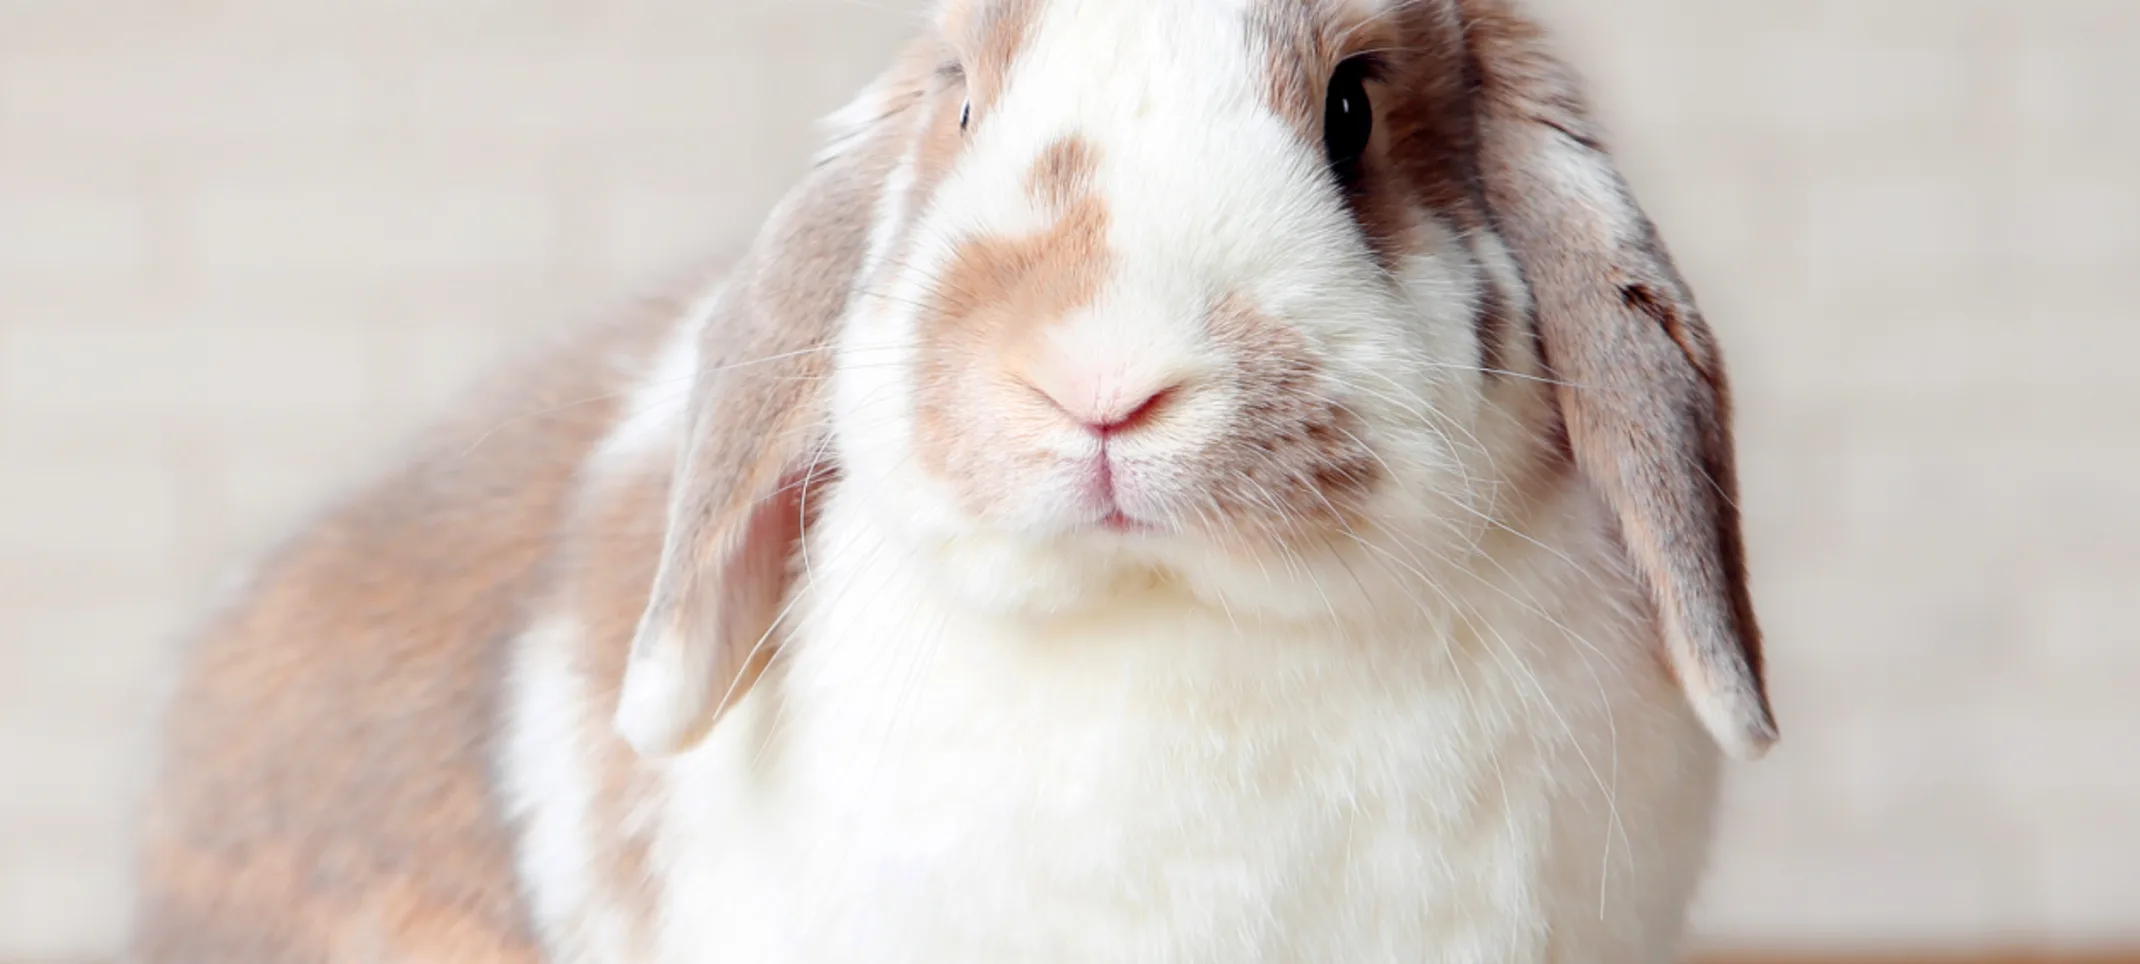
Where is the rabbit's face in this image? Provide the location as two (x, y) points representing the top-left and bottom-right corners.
(832, 0), (1549, 617)
(625, 0), (1771, 759)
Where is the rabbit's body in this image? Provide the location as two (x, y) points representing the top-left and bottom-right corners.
(506, 311), (1722, 964)
(133, 1), (1775, 961)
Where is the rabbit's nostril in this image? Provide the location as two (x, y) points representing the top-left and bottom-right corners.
(1091, 385), (1175, 436)
(1036, 381), (1180, 437)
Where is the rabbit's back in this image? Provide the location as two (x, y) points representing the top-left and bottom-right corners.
(128, 303), (685, 963)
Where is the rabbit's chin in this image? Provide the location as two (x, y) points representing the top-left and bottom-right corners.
(911, 515), (1419, 629)
(924, 530), (1137, 618)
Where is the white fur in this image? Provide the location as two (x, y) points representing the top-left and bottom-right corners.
(504, 610), (657, 964)
(506, 1), (1730, 960)
(614, 619), (719, 757)
(636, 478), (1718, 963)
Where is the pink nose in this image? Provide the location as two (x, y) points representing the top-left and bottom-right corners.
(1040, 382), (1179, 436)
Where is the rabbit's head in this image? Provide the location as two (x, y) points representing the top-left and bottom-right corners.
(618, 0), (1776, 762)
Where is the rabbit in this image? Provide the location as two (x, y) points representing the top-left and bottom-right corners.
(128, 0), (1777, 961)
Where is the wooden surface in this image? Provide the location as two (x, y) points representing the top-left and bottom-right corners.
(1695, 954), (2140, 964)
(38, 951), (2140, 964)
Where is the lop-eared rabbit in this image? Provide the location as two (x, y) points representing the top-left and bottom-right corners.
(132, 1), (1775, 960)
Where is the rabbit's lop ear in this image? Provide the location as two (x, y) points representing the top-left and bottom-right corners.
(1461, 2), (1776, 760)
(613, 52), (932, 758)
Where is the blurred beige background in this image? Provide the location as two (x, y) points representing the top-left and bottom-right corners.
(2, 0), (2136, 960)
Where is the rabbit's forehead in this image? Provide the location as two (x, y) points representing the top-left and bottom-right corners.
(940, 0), (1411, 219)
(906, 0), (1443, 317)
(941, 0), (1405, 107)
(895, 1), (1434, 373)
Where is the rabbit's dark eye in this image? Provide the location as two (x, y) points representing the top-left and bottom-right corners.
(1322, 57), (1375, 189)
(960, 100), (972, 132)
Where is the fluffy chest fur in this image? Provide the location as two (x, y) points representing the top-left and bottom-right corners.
(636, 490), (1721, 964)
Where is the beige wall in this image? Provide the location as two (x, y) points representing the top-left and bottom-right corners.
(2, 0), (2135, 959)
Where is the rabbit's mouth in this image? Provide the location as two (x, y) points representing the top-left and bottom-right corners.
(1098, 508), (1154, 534)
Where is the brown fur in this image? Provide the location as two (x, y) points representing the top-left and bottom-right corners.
(1250, 0), (1504, 365)
(1026, 135), (1098, 211)
(129, 303), (681, 962)
(915, 136), (1111, 502)
(1255, 0), (1411, 262)
(1343, 3), (1506, 381)
(1199, 296), (1382, 544)
(1253, 0), (1388, 144)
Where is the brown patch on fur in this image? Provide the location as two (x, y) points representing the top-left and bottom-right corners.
(137, 832), (543, 962)
(915, 136), (1111, 499)
(1254, 3), (1634, 386)
(1027, 136), (1097, 212)
(129, 303), (679, 962)
(1253, 0), (1397, 143)
(1248, 1), (1486, 271)
(1198, 296), (1381, 543)
(1249, 2), (1531, 380)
